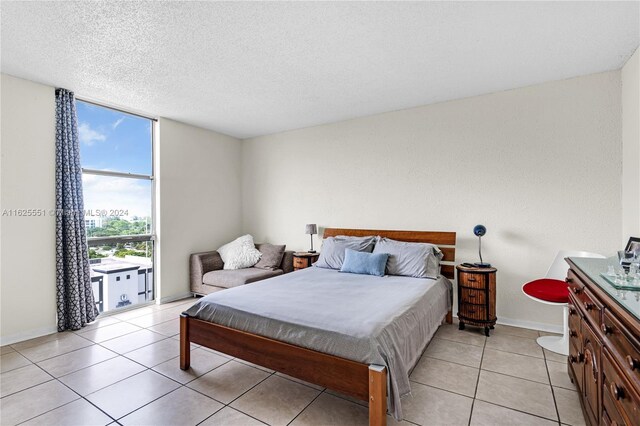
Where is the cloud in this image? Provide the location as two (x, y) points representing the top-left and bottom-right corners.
(78, 122), (106, 146)
(82, 174), (151, 219)
(112, 117), (125, 129)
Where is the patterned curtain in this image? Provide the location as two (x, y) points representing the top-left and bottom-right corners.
(55, 88), (98, 331)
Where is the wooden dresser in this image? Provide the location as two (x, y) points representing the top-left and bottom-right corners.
(456, 265), (497, 336)
(566, 257), (640, 426)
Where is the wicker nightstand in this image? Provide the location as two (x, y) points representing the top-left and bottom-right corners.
(456, 265), (497, 336)
(293, 252), (320, 271)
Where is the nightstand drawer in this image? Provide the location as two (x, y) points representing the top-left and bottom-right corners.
(459, 274), (485, 289)
(292, 253), (320, 271)
(293, 257), (308, 269)
(460, 288), (486, 305)
(458, 302), (486, 320)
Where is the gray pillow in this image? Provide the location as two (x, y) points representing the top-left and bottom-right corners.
(372, 237), (443, 279)
(254, 243), (286, 270)
(315, 236), (376, 270)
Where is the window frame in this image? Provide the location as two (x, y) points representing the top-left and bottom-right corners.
(77, 97), (157, 311)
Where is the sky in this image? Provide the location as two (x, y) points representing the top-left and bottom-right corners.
(77, 101), (153, 219)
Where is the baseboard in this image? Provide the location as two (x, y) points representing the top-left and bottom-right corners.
(95, 301), (156, 318)
(495, 316), (563, 334)
(0, 325), (58, 346)
(159, 292), (193, 304)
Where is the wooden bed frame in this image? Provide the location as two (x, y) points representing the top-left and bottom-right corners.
(180, 228), (456, 426)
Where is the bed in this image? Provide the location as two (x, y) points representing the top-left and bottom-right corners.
(180, 228), (456, 426)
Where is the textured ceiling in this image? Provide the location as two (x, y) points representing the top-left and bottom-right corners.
(2, 1), (639, 139)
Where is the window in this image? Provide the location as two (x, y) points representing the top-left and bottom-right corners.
(77, 100), (155, 313)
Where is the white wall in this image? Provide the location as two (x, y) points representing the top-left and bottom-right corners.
(156, 118), (242, 302)
(622, 47), (640, 244)
(0, 76), (243, 344)
(0, 67), (629, 342)
(242, 71), (622, 331)
(1, 74), (57, 343)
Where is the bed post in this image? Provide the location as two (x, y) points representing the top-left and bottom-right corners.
(446, 309), (453, 324)
(368, 364), (387, 426)
(180, 314), (190, 370)
(446, 283), (454, 324)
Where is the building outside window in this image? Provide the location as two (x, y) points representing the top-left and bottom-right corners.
(77, 100), (155, 312)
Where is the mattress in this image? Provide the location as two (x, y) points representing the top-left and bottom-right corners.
(184, 266), (452, 420)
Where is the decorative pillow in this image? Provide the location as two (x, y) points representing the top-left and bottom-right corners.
(217, 235), (262, 270)
(340, 249), (389, 277)
(372, 237), (443, 279)
(314, 235), (376, 270)
(254, 243), (286, 271)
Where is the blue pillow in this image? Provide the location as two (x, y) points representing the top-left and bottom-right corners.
(340, 249), (389, 277)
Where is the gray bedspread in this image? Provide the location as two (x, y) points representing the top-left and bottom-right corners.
(185, 266), (451, 420)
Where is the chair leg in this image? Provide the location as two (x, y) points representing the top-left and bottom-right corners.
(536, 304), (569, 356)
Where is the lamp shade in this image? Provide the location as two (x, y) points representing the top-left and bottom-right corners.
(305, 224), (317, 235)
(473, 224), (487, 237)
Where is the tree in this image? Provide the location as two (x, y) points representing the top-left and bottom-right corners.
(89, 249), (107, 259)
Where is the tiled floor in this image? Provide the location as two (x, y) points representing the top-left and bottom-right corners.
(0, 298), (585, 426)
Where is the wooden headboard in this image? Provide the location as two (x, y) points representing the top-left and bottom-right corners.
(322, 228), (456, 279)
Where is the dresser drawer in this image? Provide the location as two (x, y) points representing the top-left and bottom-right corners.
(582, 288), (603, 328)
(460, 288), (486, 305)
(459, 273), (485, 289)
(572, 290), (602, 331)
(602, 310), (640, 389)
(566, 269), (585, 297)
(568, 299), (582, 341)
(569, 337), (584, 390)
(602, 348), (640, 425)
(602, 382), (627, 426)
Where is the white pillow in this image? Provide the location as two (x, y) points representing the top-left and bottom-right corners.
(217, 235), (262, 270)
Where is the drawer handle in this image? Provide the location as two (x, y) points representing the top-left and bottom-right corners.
(570, 286), (582, 295)
(627, 355), (640, 371)
(569, 329), (578, 338)
(610, 382), (624, 400)
(585, 302), (596, 311)
(569, 353), (584, 364)
(468, 277), (477, 282)
(467, 294), (476, 298)
(568, 307), (577, 316)
(601, 323), (612, 335)
(565, 277), (573, 283)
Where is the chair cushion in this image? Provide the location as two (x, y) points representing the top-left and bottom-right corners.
(203, 268), (283, 289)
(523, 278), (569, 303)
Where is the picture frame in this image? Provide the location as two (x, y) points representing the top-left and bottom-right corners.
(625, 236), (640, 257)
(619, 236), (640, 269)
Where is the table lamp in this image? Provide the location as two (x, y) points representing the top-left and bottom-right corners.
(305, 224), (317, 253)
(473, 224), (491, 268)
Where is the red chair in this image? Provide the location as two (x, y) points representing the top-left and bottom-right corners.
(522, 250), (604, 355)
